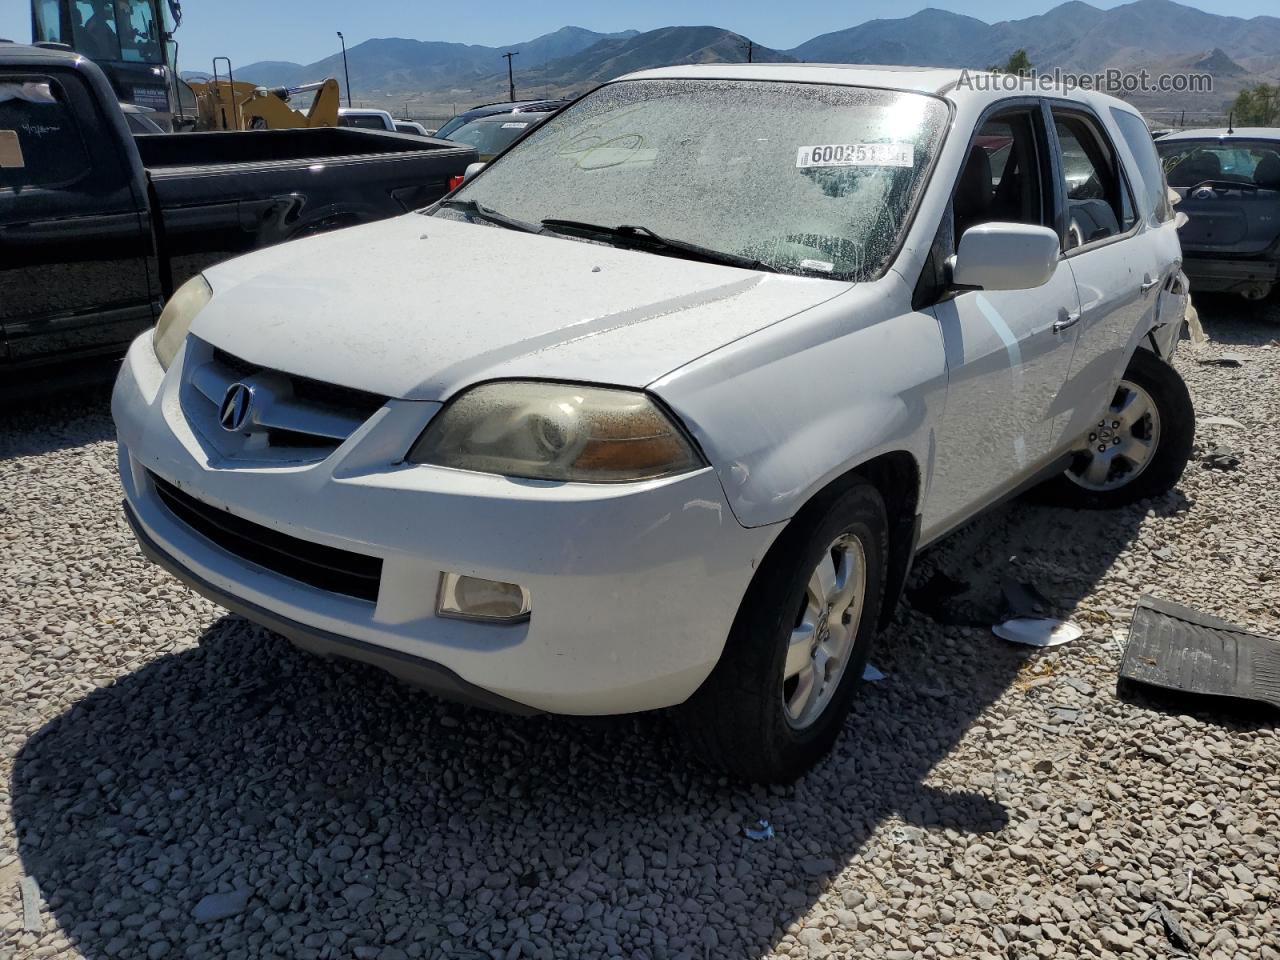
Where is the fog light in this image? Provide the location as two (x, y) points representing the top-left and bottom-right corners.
(437, 572), (531, 623)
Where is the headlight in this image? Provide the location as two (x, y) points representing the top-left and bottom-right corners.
(152, 275), (212, 370)
(407, 382), (705, 482)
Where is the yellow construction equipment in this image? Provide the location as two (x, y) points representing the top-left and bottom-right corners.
(185, 76), (341, 130)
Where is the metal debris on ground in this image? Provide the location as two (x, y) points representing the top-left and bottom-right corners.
(743, 820), (775, 841)
(1141, 901), (1196, 954)
(19, 874), (43, 932)
(993, 618), (1084, 648)
(1199, 415), (1244, 429)
(1120, 595), (1280, 711)
(862, 663), (886, 682)
(1201, 445), (1241, 471)
(1195, 352), (1249, 367)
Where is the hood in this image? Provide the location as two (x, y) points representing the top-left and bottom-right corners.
(193, 214), (848, 401)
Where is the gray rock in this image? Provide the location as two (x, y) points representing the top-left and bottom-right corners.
(192, 888), (252, 924)
(972, 891), (998, 911)
(342, 885), (374, 905)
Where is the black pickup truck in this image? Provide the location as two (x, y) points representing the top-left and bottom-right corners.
(0, 44), (477, 369)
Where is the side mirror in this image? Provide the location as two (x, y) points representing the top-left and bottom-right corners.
(949, 223), (1061, 292)
(463, 161), (487, 182)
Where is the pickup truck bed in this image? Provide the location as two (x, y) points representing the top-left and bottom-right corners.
(135, 128), (473, 293)
(0, 45), (476, 369)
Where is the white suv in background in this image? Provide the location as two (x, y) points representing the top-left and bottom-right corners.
(336, 107), (397, 131)
(113, 65), (1192, 781)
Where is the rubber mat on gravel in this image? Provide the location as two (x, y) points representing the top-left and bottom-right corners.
(1121, 595), (1280, 710)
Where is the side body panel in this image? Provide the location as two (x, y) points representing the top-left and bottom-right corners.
(923, 95), (1082, 536)
(925, 273), (1081, 538)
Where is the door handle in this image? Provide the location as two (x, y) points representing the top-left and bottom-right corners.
(1053, 311), (1082, 334)
(1140, 276), (1160, 295)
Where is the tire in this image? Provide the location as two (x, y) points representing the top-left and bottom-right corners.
(680, 480), (888, 783)
(1041, 348), (1195, 510)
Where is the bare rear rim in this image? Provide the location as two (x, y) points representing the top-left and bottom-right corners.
(1066, 380), (1161, 492)
(782, 533), (867, 730)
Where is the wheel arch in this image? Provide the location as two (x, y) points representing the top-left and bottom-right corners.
(814, 450), (922, 630)
(743, 449), (923, 635)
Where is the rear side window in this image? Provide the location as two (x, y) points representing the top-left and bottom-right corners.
(1111, 108), (1174, 222)
(1052, 110), (1137, 250)
(342, 114), (389, 130)
(449, 120), (529, 159)
(0, 78), (92, 190)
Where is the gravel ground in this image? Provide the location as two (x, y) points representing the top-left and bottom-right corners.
(2, 304), (1278, 960)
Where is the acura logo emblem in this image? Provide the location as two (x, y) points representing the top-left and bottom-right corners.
(219, 382), (255, 432)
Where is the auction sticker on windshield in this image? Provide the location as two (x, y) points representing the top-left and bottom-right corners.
(796, 143), (914, 168)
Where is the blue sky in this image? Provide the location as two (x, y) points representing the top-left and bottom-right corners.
(3, 0), (1274, 69)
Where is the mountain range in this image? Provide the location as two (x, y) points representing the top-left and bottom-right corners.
(230, 0), (1280, 115)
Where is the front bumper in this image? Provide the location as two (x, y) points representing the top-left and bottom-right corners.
(112, 335), (780, 715)
(123, 501), (538, 714)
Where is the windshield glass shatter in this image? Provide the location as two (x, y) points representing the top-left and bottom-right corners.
(436, 79), (949, 280)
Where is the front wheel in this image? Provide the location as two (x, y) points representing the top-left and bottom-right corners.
(1041, 348), (1195, 509)
(680, 481), (888, 782)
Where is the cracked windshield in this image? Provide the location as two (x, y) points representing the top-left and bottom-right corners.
(445, 79), (948, 280)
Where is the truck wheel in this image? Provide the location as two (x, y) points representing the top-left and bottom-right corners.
(1042, 349), (1194, 510)
(681, 481), (887, 782)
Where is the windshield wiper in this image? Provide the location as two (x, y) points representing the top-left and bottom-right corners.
(438, 198), (544, 234)
(541, 219), (778, 273)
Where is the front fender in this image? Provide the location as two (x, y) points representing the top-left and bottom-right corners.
(651, 277), (945, 529)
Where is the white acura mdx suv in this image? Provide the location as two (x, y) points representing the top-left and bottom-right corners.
(113, 64), (1193, 781)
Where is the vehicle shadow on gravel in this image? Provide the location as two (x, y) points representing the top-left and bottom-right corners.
(11, 491), (1162, 960)
(0, 384), (115, 460)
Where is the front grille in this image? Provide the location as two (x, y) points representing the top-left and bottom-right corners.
(181, 344), (389, 461)
(211, 348), (387, 424)
(151, 473), (382, 603)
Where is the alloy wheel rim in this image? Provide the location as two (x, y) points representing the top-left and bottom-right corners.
(782, 533), (867, 730)
(1066, 380), (1161, 492)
